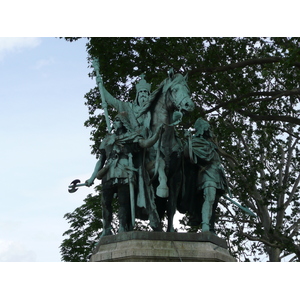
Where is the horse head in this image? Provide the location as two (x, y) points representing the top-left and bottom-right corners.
(163, 68), (195, 113)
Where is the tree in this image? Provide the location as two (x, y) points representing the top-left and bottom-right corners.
(60, 193), (104, 262)
(61, 37), (300, 262)
(60, 189), (154, 262)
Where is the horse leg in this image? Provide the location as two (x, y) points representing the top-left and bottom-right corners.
(166, 188), (180, 232)
(166, 168), (181, 232)
(166, 196), (176, 232)
(101, 187), (114, 237)
(156, 157), (169, 198)
(201, 187), (216, 232)
(117, 183), (131, 233)
(209, 194), (220, 234)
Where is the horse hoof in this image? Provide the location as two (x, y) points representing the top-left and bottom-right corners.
(156, 186), (169, 198)
(152, 226), (163, 232)
(100, 229), (112, 237)
(201, 223), (210, 232)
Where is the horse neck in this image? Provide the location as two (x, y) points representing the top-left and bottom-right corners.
(151, 93), (172, 131)
(152, 93), (179, 152)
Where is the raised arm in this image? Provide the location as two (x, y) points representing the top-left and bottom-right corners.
(96, 74), (126, 111)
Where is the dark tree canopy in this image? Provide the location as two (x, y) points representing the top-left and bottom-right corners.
(61, 37), (300, 262)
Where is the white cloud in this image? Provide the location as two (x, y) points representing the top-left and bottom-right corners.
(0, 239), (37, 262)
(0, 37), (41, 60)
(32, 57), (55, 70)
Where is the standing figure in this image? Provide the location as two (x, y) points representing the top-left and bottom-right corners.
(85, 112), (162, 237)
(181, 118), (229, 233)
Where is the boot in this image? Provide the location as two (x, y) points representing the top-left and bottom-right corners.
(201, 222), (210, 232)
(100, 227), (113, 237)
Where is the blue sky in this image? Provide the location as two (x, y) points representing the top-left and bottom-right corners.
(0, 37), (97, 261)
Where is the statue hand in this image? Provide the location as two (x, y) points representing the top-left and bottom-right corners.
(96, 74), (103, 86)
(85, 179), (94, 187)
(184, 129), (191, 138)
(92, 57), (100, 70)
(157, 124), (165, 135)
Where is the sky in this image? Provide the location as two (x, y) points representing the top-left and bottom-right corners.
(0, 37), (97, 262)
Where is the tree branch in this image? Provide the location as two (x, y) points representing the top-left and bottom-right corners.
(205, 89), (300, 115)
(242, 233), (279, 248)
(237, 110), (300, 125)
(190, 57), (283, 75)
(285, 172), (300, 209)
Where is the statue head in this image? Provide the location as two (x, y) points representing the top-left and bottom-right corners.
(194, 118), (213, 138)
(112, 111), (132, 133)
(135, 74), (151, 106)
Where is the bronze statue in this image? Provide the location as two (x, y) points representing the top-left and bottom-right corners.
(69, 60), (196, 235)
(142, 69), (194, 232)
(68, 66), (256, 237)
(180, 118), (229, 233)
(92, 61), (195, 232)
(85, 112), (162, 236)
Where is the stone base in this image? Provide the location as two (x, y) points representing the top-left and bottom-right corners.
(89, 231), (236, 262)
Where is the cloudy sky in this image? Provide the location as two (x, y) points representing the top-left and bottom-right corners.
(0, 37), (97, 262)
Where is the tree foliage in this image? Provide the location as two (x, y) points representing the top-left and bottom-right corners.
(61, 37), (300, 262)
(60, 193), (103, 262)
(60, 189), (154, 262)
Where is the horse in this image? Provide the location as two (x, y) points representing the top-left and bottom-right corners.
(144, 69), (195, 232)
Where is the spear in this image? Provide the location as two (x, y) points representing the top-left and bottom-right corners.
(223, 195), (257, 217)
(92, 57), (112, 133)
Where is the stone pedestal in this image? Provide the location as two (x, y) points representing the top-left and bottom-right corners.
(89, 231), (236, 262)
